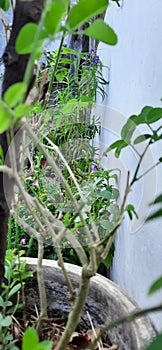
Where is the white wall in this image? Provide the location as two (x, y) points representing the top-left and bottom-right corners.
(97, 0), (162, 330)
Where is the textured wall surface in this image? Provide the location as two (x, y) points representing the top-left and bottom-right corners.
(96, 0), (162, 330)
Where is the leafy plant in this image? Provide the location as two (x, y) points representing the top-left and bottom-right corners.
(0, 0), (161, 350)
(0, 250), (32, 349)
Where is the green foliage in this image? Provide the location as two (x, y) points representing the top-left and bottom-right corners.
(22, 328), (52, 350)
(125, 204), (138, 220)
(144, 333), (162, 350)
(67, 0), (108, 30)
(148, 276), (162, 296)
(4, 83), (27, 108)
(147, 194), (162, 221)
(84, 19), (118, 45)
(16, 23), (44, 55)
(0, 250), (33, 349)
(0, 145), (4, 165)
(0, 100), (14, 133)
(44, 0), (68, 35)
(0, 0), (10, 11)
(106, 106), (162, 158)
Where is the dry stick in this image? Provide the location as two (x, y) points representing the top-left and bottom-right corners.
(87, 311), (103, 350)
(90, 304), (162, 350)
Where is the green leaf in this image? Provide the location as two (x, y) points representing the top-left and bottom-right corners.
(84, 19), (117, 45)
(14, 104), (32, 118)
(44, 0), (68, 35)
(109, 204), (120, 220)
(134, 134), (152, 144)
(16, 23), (37, 54)
(0, 145), (4, 165)
(0, 296), (4, 307)
(146, 108), (162, 124)
(4, 83), (27, 108)
(0, 0), (10, 11)
(125, 204), (138, 220)
(112, 188), (119, 199)
(100, 220), (114, 231)
(136, 106), (153, 124)
(8, 283), (21, 298)
(121, 116), (137, 144)
(36, 341), (53, 350)
(0, 100), (14, 132)
(61, 99), (78, 113)
(148, 276), (162, 295)
(153, 194), (162, 204)
(22, 328), (39, 350)
(144, 333), (162, 350)
(16, 23), (45, 55)
(1, 315), (12, 327)
(67, 0), (108, 30)
(106, 139), (127, 156)
(98, 190), (112, 199)
(147, 209), (162, 221)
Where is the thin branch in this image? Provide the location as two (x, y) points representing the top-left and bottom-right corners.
(56, 245), (76, 302)
(34, 197), (75, 300)
(45, 136), (85, 201)
(136, 161), (161, 181)
(121, 171), (130, 212)
(130, 141), (151, 186)
(36, 235), (48, 334)
(55, 267), (91, 350)
(90, 304), (162, 350)
(66, 233), (88, 266)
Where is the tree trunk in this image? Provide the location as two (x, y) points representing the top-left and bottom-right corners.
(0, 0), (44, 286)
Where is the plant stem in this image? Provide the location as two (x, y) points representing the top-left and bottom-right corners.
(56, 245), (76, 301)
(55, 268), (91, 350)
(22, 0), (47, 102)
(90, 304), (162, 350)
(130, 141), (151, 186)
(136, 161), (160, 181)
(42, 30), (66, 111)
(36, 235), (47, 334)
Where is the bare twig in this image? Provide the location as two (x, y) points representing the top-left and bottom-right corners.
(87, 311), (103, 350)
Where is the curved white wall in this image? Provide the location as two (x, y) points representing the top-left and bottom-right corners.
(97, 0), (162, 330)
